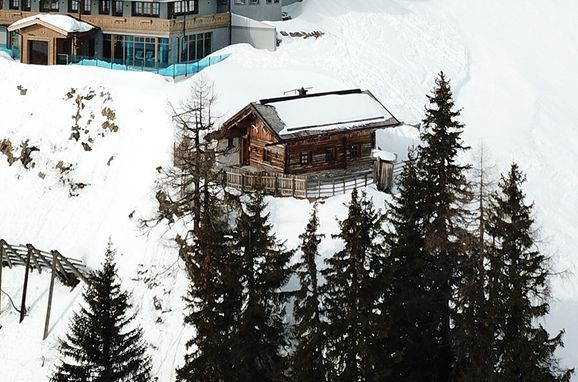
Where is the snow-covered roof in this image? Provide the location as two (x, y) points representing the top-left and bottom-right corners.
(251, 89), (400, 140)
(8, 14), (96, 35)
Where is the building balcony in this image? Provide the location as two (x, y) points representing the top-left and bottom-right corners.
(0, 10), (230, 36)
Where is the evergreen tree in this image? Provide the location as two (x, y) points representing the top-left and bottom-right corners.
(51, 245), (152, 382)
(385, 150), (433, 381)
(487, 163), (572, 381)
(232, 190), (293, 381)
(415, 72), (472, 380)
(176, 199), (242, 382)
(322, 189), (389, 381)
(291, 205), (328, 382)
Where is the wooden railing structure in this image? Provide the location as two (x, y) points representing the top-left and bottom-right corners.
(224, 167), (376, 199)
(0, 239), (90, 339)
(0, 10), (229, 36)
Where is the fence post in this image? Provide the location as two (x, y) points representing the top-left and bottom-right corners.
(43, 252), (58, 340)
(332, 181), (335, 196)
(318, 179), (321, 198)
(365, 173), (368, 187)
(241, 174), (245, 192)
(343, 177), (346, 194)
(20, 245), (32, 323)
(0, 241), (3, 314)
(292, 177), (295, 197)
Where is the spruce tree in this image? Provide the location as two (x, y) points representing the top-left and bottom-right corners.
(322, 189), (389, 381)
(385, 150), (433, 381)
(51, 245), (152, 382)
(232, 190), (293, 381)
(176, 199), (241, 382)
(291, 205), (328, 382)
(487, 163), (572, 381)
(415, 72), (472, 380)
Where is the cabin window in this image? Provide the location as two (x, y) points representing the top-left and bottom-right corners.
(349, 144), (361, 159)
(227, 138), (234, 149)
(9, 0), (19, 10)
(263, 149), (273, 163)
(325, 147), (336, 163)
(300, 151), (311, 166)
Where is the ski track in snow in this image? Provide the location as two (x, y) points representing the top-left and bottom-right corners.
(1, 0), (578, 379)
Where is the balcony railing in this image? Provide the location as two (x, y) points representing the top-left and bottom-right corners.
(0, 10), (230, 36)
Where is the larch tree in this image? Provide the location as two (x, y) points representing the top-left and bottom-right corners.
(231, 190), (293, 381)
(291, 205), (328, 382)
(321, 189), (389, 381)
(487, 163), (572, 381)
(51, 245), (152, 382)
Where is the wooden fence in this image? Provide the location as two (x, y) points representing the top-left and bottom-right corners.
(225, 167), (375, 199)
(0, 239), (90, 339)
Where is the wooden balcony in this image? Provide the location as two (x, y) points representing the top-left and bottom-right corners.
(0, 10), (230, 36)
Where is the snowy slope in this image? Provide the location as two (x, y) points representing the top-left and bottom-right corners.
(1, 0), (578, 379)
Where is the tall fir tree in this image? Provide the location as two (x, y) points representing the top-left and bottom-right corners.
(291, 205), (328, 382)
(51, 245), (152, 382)
(487, 163), (572, 381)
(232, 190), (293, 381)
(415, 72), (472, 381)
(322, 189), (389, 381)
(176, 198), (242, 382)
(385, 149), (434, 381)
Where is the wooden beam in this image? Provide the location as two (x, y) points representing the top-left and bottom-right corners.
(43, 252), (58, 340)
(26, 244), (42, 274)
(0, 240), (13, 268)
(55, 251), (90, 285)
(20, 245), (32, 323)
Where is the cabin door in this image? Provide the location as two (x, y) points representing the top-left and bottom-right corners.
(28, 40), (48, 65)
(241, 137), (250, 166)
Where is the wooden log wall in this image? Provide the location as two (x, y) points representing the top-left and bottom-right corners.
(247, 119), (286, 173)
(285, 129), (376, 175)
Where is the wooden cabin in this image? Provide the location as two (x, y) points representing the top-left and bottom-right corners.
(219, 89), (401, 178)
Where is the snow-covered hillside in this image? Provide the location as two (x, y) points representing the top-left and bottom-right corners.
(1, 0), (578, 379)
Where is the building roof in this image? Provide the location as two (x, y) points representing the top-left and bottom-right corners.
(8, 14), (96, 36)
(250, 89), (401, 140)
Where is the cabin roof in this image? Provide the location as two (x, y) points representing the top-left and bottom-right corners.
(250, 89), (401, 140)
(8, 14), (96, 36)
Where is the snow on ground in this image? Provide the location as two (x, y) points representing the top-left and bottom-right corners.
(1, 0), (578, 379)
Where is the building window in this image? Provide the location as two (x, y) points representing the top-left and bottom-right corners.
(41, 0), (60, 11)
(9, 0), (20, 10)
(132, 1), (160, 17)
(112, 0), (123, 16)
(99, 0), (110, 14)
(169, 0), (197, 17)
(349, 144), (361, 159)
(68, 0), (91, 13)
(22, 0), (31, 10)
(263, 149), (272, 163)
(248, 0), (259, 4)
(234, 0), (245, 4)
(325, 147), (336, 163)
(227, 138), (234, 149)
(300, 151), (311, 166)
(180, 32), (212, 62)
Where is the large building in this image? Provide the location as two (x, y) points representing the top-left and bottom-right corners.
(0, 0), (281, 66)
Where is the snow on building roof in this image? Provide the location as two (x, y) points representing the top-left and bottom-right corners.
(8, 14), (96, 35)
(252, 89), (400, 140)
(372, 149), (397, 162)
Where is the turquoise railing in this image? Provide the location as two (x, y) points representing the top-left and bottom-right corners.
(0, 44), (20, 60)
(57, 54), (230, 78)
